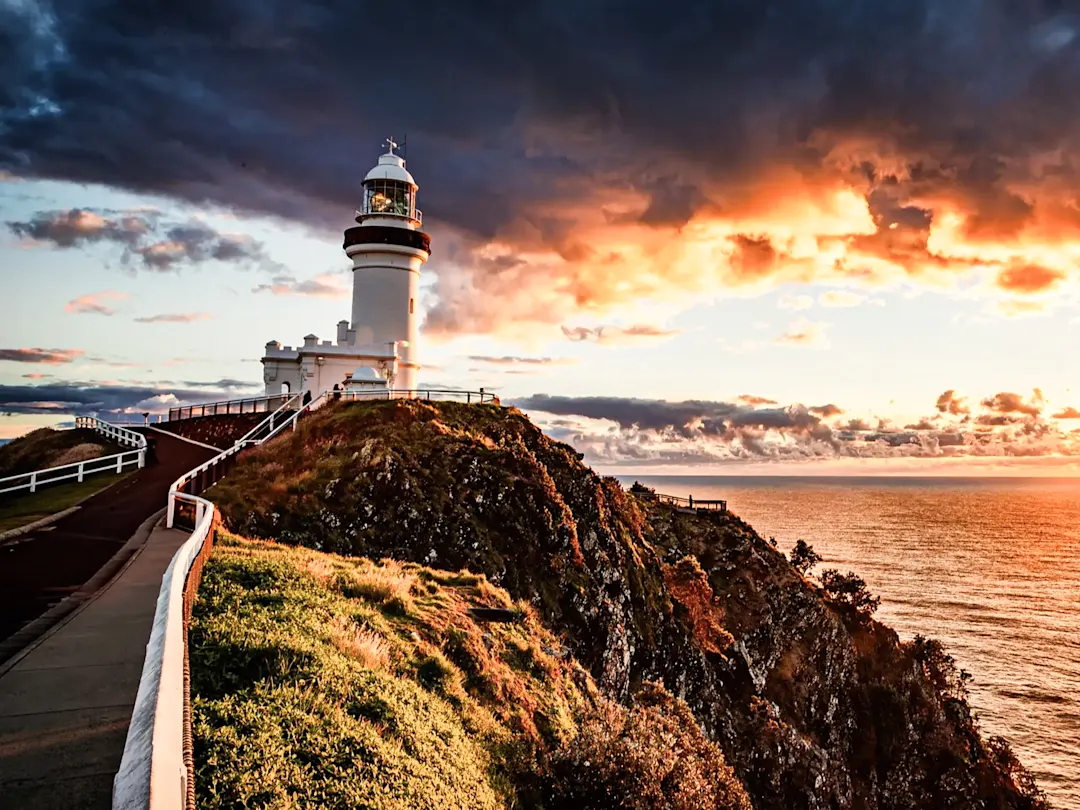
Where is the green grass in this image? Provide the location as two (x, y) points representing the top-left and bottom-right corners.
(191, 533), (586, 810)
(0, 471), (134, 532)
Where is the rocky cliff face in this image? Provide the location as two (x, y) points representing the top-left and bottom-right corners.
(209, 399), (1047, 810)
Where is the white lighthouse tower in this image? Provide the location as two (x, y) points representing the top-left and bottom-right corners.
(260, 139), (432, 397)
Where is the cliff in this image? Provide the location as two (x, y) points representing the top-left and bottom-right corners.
(206, 399), (1047, 809)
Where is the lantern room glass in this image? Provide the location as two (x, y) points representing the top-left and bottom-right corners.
(363, 180), (416, 219)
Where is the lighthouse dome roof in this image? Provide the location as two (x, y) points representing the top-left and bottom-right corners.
(364, 152), (416, 187)
(347, 366), (387, 386)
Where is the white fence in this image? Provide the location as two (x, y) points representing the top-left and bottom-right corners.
(0, 417), (146, 496)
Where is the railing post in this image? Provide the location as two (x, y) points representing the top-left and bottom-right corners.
(117, 454), (123, 474)
(29, 472), (36, 493)
(138, 448), (146, 469)
(78, 462), (85, 483)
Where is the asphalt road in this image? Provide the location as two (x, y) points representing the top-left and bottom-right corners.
(0, 431), (215, 646)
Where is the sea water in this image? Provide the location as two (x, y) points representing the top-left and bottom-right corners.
(620, 475), (1080, 809)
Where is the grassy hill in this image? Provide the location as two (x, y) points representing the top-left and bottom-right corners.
(193, 532), (749, 809)
(201, 399), (1047, 810)
(0, 427), (123, 478)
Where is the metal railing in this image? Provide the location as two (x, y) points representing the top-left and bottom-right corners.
(329, 388), (497, 404)
(634, 490), (727, 512)
(167, 394), (292, 423)
(0, 417), (147, 496)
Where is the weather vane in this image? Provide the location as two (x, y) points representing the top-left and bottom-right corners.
(384, 136), (398, 154)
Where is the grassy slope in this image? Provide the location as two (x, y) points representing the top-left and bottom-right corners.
(205, 400), (1046, 810)
(0, 427), (123, 478)
(193, 533), (749, 810)
(0, 471), (134, 532)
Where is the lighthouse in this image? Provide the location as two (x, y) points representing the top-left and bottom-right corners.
(260, 139), (432, 397)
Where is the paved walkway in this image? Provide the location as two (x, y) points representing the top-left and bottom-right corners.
(0, 522), (190, 810)
(0, 431), (215, 647)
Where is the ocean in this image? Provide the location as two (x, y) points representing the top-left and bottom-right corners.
(619, 475), (1080, 810)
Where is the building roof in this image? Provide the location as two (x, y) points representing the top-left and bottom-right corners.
(364, 152), (416, 187)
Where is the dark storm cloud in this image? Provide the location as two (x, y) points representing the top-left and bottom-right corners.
(0, 380), (256, 416)
(516, 389), (1080, 462)
(4, 0), (1080, 239)
(7, 208), (279, 271)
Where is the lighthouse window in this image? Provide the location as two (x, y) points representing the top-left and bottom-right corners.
(409, 298), (414, 314)
(364, 180), (414, 217)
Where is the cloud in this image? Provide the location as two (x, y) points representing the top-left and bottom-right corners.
(5, 1), (1080, 337)
(134, 313), (213, 323)
(561, 324), (680, 346)
(774, 318), (830, 348)
(778, 293), (814, 311)
(467, 355), (576, 367)
(0, 348), (85, 364)
(513, 389), (1080, 466)
(252, 273), (349, 298)
(995, 263), (1066, 294)
(809, 404), (844, 418)
(818, 290), (883, 308)
(936, 390), (970, 415)
(737, 395), (778, 406)
(65, 290), (129, 315)
(981, 390), (1043, 417)
(1053, 407), (1080, 419)
(0, 380), (257, 417)
(8, 208), (279, 272)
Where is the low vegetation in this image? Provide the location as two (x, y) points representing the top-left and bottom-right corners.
(0, 427), (122, 478)
(193, 533), (749, 809)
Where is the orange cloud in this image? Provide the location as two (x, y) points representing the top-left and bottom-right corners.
(133, 313), (213, 323)
(1054, 407), (1080, 420)
(0, 348), (85, 365)
(995, 263), (1066, 294)
(65, 290), (130, 316)
(936, 390), (970, 415)
(774, 318), (829, 348)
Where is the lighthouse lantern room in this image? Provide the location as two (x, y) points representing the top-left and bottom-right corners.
(261, 139), (432, 398)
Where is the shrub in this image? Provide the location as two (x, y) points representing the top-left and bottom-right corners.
(539, 683), (751, 810)
(820, 569), (880, 618)
(984, 736), (1049, 808)
(789, 539), (822, 576)
(910, 634), (971, 702)
(662, 556), (734, 654)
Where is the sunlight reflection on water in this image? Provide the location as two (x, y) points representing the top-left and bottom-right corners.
(623, 476), (1080, 810)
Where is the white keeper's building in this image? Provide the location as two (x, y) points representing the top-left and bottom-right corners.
(261, 139), (431, 397)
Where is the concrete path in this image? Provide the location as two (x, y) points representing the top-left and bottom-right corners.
(0, 431), (215, 648)
(0, 522), (190, 810)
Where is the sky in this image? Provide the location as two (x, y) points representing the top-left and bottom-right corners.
(2, 0), (1080, 475)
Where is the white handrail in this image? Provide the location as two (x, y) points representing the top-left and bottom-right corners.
(1, 418), (147, 496)
(234, 393), (302, 446)
(112, 493), (213, 810)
